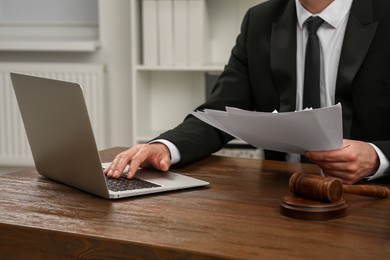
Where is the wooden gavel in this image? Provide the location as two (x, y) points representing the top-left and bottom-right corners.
(289, 172), (390, 202)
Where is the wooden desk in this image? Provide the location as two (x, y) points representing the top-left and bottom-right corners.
(1, 147), (389, 259)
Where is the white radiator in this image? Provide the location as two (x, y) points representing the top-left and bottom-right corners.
(0, 62), (106, 166)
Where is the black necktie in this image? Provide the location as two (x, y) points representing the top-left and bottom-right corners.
(301, 16), (324, 164)
(303, 16), (324, 109)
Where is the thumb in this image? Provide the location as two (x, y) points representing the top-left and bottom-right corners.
(158, 157), (171, 171)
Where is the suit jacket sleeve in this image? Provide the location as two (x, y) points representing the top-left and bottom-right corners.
(155, 10), (256, 167)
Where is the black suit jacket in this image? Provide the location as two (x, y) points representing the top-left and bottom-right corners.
(157, 0), (390, 181)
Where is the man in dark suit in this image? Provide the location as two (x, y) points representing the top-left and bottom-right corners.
(105, 0), (390, 184)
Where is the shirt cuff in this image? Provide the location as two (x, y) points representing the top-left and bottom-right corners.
(149, 139), (181, 165)
(367, 143), (390, 181)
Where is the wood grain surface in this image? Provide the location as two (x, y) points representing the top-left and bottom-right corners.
(0, 147), (389, 259)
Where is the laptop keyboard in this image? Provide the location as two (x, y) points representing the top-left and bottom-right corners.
(105, 175), (161, 192)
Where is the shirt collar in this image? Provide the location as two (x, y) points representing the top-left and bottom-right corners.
(295, 0), (353, 29)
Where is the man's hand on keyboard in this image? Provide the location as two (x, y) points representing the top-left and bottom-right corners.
(103, 143), (172, 179)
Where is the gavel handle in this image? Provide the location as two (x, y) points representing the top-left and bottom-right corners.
(343, 185), (390, 198)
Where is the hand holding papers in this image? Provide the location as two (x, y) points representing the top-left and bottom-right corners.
(192, 103), (343, 154)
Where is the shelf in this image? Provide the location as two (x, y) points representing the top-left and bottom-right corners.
(0, 39), (100, 52)
(135, 64), (224, 72)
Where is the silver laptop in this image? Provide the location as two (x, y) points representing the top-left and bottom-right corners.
(10, 73), (209, 199)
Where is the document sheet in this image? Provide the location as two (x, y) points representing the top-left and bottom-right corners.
(192, 103), (343, 154)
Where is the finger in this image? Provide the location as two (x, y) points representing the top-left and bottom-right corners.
(127, 156), (146, 179)
(158, 157), (171, 171)
(113, 147), (144, 178)
(305, 150), (348, 163)
(306, 141), (351, 163)
(103, 157), (121, 174)
(104, 153), (123, 177)
(317, 160), (362, 184)
(110, 155), (128, 178)
(145, 144), (172, 171)
(103, 164), (110, 174)
(127, 149), (152, 178)
(127, 144), (172, 178)
(106, 147), (142, 178)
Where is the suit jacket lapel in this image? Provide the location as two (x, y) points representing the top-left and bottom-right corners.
(270, 0), (297, 112)
(336, 0), (378, 138)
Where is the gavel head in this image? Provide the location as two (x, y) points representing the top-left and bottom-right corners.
(289, 172), (343, 202)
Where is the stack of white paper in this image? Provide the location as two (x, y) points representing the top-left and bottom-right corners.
(192, 104), (343, 154)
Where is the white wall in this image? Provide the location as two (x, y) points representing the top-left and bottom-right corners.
(0, 0), (133, 149)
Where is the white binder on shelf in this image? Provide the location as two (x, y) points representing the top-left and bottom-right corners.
(157, 0), (174, 66)
(173, 0), (188, 66)
(142, 0), (159, 65)
(188, 0), (209, 66)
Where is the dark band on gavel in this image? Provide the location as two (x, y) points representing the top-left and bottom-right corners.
(289, 172), (390, 202)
